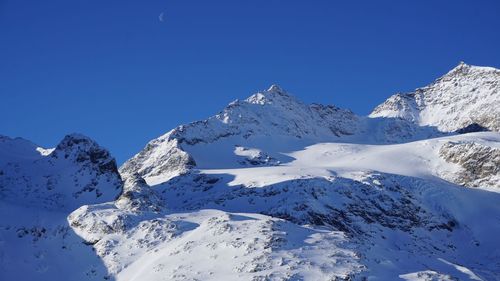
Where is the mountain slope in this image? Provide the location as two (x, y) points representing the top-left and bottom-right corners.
(370, 62), (500, 132)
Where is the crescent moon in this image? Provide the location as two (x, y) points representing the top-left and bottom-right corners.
(159, 12), (165, 22)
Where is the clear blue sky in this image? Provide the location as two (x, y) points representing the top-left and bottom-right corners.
(1, 0), (500, 163)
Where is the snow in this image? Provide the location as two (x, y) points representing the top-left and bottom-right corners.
(193, 132), (497, 191)
(2, 63), (500, 281)
(36, 147), (55, 156)
(0, 201), (111, 281)
(105, 210), (362, 281)
(437, 258), (483, 281)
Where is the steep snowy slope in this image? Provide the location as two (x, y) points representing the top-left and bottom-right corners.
(0, 134), (123, 281)
(370, 62), (500, 132)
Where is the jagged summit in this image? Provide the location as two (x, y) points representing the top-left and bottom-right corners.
(56, 133), (97, 147)
(445, 61), (498, 75)
(267, 84), (284, 92)
(51, 133), (119, 175)
(370, 62), (500, 132)
(245, 84), (298, 106)
(53, 133), (102, 157)
(0, 133), (122, 210)
(433, 61), (499, 87)
(452, 60), (468, 71)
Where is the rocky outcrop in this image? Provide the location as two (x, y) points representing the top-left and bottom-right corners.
(119, 135), (195, 184)
(439, 141), (500, 190)
(115, 173), (164, 212)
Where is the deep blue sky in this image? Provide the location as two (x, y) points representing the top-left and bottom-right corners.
(1, 0), (500, 163)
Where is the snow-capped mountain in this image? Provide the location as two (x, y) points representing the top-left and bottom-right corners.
(370, 62), (500, 132)
(2, 63), (500, 281)
(119, 85), (360, 184)
(120, 85), (443, 185)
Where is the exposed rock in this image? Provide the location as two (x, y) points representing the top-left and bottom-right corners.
(115, 173), (164, 212)
(439, 141), (500, 189)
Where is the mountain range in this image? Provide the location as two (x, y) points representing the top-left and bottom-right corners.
(1, 62), (499, 281)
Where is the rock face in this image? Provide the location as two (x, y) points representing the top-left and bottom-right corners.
(115, 173), (164, 212)
(370, 62), (500, 132)
(439, 141), (500, 190)
(0, 134), (122, 211)
(119, 134), (196, 184)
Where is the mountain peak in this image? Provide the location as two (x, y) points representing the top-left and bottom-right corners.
(245, 84), (295, 105)
(371, 63), (500, 132)
(51, 133), (119, 176)
(56, 133), (97, 148)
(442, 61), (500, 80)
(267, 84), (285, 93)
(0, 134), (122, 210)
(442, 61), (473, 78)
(53, 133), (103, 159)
